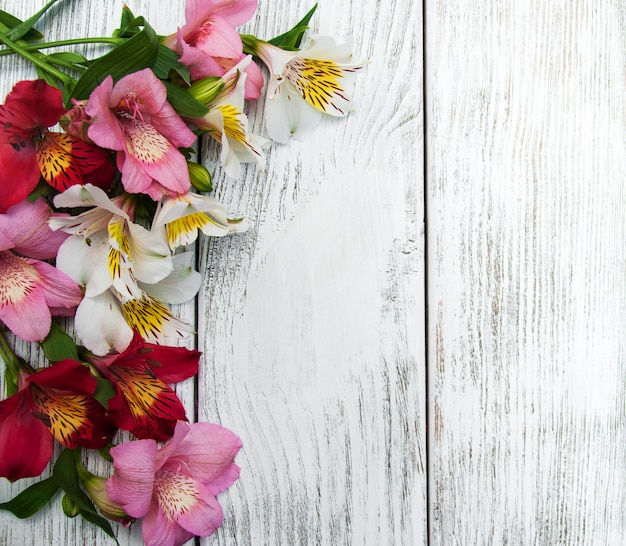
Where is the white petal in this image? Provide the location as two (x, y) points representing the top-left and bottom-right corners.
(264, 84), (322, 143)
(54, 184), (129, 219)
(126, 222), (173, 284)
(75, 292), (133, 356)
(140, 253), (201, 304)
(56, 233), (112, 297)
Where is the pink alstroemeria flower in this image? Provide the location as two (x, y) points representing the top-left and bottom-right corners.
(85, 68), (197, 200)
(163, 0), (263, 99)
(107, 421), (242, 546)
(0, 198), (82, 342)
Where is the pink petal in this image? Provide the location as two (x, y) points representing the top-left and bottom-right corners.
(141, 500), (193, 546)
(0, 198), (67, 258)
(210, 0), (257, 26)
(0, 391), (53, 481)
(29, 259), (82, 309)
(150, 101), (197, 149)
(86, 76), (126, 151)
(110, 69), (167, 115)
(175, 485), (224, 537)
(172, 422), (242, 492)
(0, 253), (52, 341)
(219, 55), (264, 100)
(194, 14), (244, 59)
(107, 439), (157, 518)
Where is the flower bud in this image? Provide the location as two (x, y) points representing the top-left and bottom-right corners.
(187, 77), (224, 106)
(81, 472), (134, 526)
(61, 494), (80, 518)
(188, 162), (212, 192)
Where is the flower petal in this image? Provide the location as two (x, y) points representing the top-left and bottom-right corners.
(75, 291), (134, 356)
(170, 422), (242, 493)
(30, 259), (83, 310)
(0, 198), (69, 259)
(0, 391), (53, 481)
(107, 439), (158, 518)
(141, 499), (194, 546)
(0, 252), (52, 342)
(264, 84), (322, 143)
(140, 253), (202, 304)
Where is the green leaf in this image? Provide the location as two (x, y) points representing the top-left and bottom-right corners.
(268, 3), (317, 50)
(114, 5), (139, 37)
(47, 52), (89, 67)
(2, 0), (60, 42)
(70, 19), (159, 104)
(0, 11), (43, 41)
(53, 449), (118, 543)
(0, 478), (59, 519)
(152, 45), (191, 84)
(41, 321), (79, 362)
(93, 376), (116, 409)
(163, 81), (209, 118)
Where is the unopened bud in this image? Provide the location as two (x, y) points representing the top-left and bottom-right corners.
(188, 162), (213, 192)
(62, 494), (80, 518)
(188, 77), (224, 106)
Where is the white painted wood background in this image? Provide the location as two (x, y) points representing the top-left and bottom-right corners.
(0, 0), (624, 545)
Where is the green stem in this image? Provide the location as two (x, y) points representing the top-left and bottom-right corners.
(0, 329), (23, 396)
(0, 32), (72, 85)
(0, 36), (124, 58)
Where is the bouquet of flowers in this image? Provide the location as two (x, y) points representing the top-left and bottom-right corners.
(0, 0), (363, 544)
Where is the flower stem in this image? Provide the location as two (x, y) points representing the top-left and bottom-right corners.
(0, 37), (124, 58)
(0, 329), (22, 396)
(0, 32), (73, 86)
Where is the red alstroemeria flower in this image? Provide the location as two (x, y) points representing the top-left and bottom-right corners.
(0, 359), (116, 481)
(88, 332), (200, 441)
(0, 80), (115, 213)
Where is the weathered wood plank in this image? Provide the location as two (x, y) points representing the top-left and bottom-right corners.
(426, 1), (626, 544)
(0, 0), (425, 545)
(197, 0), (426, 545)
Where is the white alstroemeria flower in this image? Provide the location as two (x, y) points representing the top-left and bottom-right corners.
(153, 192), (248, 251)
(50, 184), (172, 300)
(188, 57), (268, 179)
(74, 253), (200, 355)
(251, 36), (365, 143)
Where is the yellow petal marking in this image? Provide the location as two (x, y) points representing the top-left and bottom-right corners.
(121, 295), (190, 341)
(107, 218), (130, 281)
(30, 385), (98, 448)
(217, 104), (247, 145)
(285, 58), (358, 115)
(165, 212), (220, 248)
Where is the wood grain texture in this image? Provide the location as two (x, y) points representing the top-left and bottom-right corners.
(426, 1), (626, 544)
(196, 0), (425, 544)
(0, 0), (425, 545)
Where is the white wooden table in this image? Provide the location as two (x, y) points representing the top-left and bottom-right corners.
(1, 0), (624, 544)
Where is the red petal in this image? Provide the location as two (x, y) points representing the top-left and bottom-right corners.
(0, 391), (53, 481)
(3, 80), (66, 129)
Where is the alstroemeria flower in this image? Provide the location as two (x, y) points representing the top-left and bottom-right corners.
(0, 359), (116, 481)
(50, 184), (173, 302)
(248, 36), (365, 143)
(0, 198), (82, 342)
(87, 332), (200, 440)
(85, 69), (197, 200)
(188, 58), (267, 178)
(153, 193), (248, 251)
(49, 184), (200, 354)
(107, 421), (242, 546)
(163, 0), (263, 99)
(0, 79), (115, 212)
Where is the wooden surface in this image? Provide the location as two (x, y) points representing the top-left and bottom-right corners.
(1, 0), (625, 545)
(426, 1), (626, 544)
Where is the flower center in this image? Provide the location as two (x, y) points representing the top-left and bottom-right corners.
(154, 468), (200, 518)
(0, 251), (38, 307)
(116, 93), (144, 123)
(284, 58), (348, 114)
